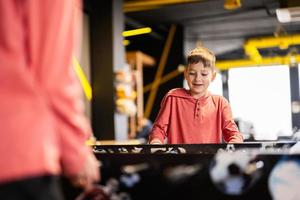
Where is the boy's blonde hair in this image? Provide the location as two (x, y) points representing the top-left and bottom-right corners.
(187, 46), (216, 69)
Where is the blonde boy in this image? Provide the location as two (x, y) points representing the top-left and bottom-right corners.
(149, 46), (243, 144)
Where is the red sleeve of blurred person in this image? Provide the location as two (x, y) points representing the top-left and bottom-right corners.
(0, 0), (98, 184)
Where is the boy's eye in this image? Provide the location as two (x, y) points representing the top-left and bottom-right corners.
(189, 72), (196, 75)
(202, 73), (208, 76)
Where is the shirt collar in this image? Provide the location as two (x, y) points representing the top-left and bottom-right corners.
(167, 88), (211, 101)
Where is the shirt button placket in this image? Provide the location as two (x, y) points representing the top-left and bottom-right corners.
(196, 101), (200, 118)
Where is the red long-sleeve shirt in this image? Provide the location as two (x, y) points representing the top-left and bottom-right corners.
(149, 88), (243, 144)
(0, 0), (91, 183)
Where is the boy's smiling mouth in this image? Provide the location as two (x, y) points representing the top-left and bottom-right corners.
(193, 83), (203, 86)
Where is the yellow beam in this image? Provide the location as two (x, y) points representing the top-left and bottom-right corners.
(144, 25), (176, 118)
(144, 65), (185, 93)
(224, 0), (241, 10)
(123, 39), (130, 46)
(216, 55), (300, 70)
(246, 34), (300, 50)
(72, 57), (92, 101)
(243, 34), (300, 62)
(124, 0), (200, 12)
(124, 5), (161, 13)
(244, 43), (262, 62)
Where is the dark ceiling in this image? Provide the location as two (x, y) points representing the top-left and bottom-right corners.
(125, 0), (300, 59)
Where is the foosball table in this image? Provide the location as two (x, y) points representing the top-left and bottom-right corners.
(63, 141), (300, 200)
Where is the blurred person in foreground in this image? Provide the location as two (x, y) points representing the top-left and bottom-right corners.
(0, 0), (100, 199)
(149, 46), (243, 144)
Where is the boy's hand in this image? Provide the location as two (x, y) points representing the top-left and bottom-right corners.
(149, 138), (163, 145)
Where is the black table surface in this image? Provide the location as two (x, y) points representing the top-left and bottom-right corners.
(63, 141), (299, 200)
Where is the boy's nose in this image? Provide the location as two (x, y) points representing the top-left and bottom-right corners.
(195, 75), (202, 81)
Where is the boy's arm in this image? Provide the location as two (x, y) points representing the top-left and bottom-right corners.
(148, 96), (172, 144)
(221, 98), (244, 143)
(149, 123), (168, 144)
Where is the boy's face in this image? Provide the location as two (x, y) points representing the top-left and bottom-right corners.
(184, 61), (216, 98)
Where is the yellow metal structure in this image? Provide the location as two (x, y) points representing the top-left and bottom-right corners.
(72, 57), (93, 101)
(123, 39), (130, 46)
(144, 65), (185, 93)
(244, 42), (262, 62)
(245, 34), (300, 50)
(123, 27), (152, 37)
(224, 0), (241, 10)
(144, 25), (177, 118)
(124, 0), (201, 12)
(217, 34), (300, 70)
(217, 55), (300, 70)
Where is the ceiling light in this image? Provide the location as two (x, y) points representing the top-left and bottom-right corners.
(276, 7), (300, 23)
(122, 27), (152, 37)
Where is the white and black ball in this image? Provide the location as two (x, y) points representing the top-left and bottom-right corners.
(209, 150), (264, 195)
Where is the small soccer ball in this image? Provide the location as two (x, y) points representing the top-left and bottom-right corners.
(209, 149), (264, 195)
(268, 157), (300, 200)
